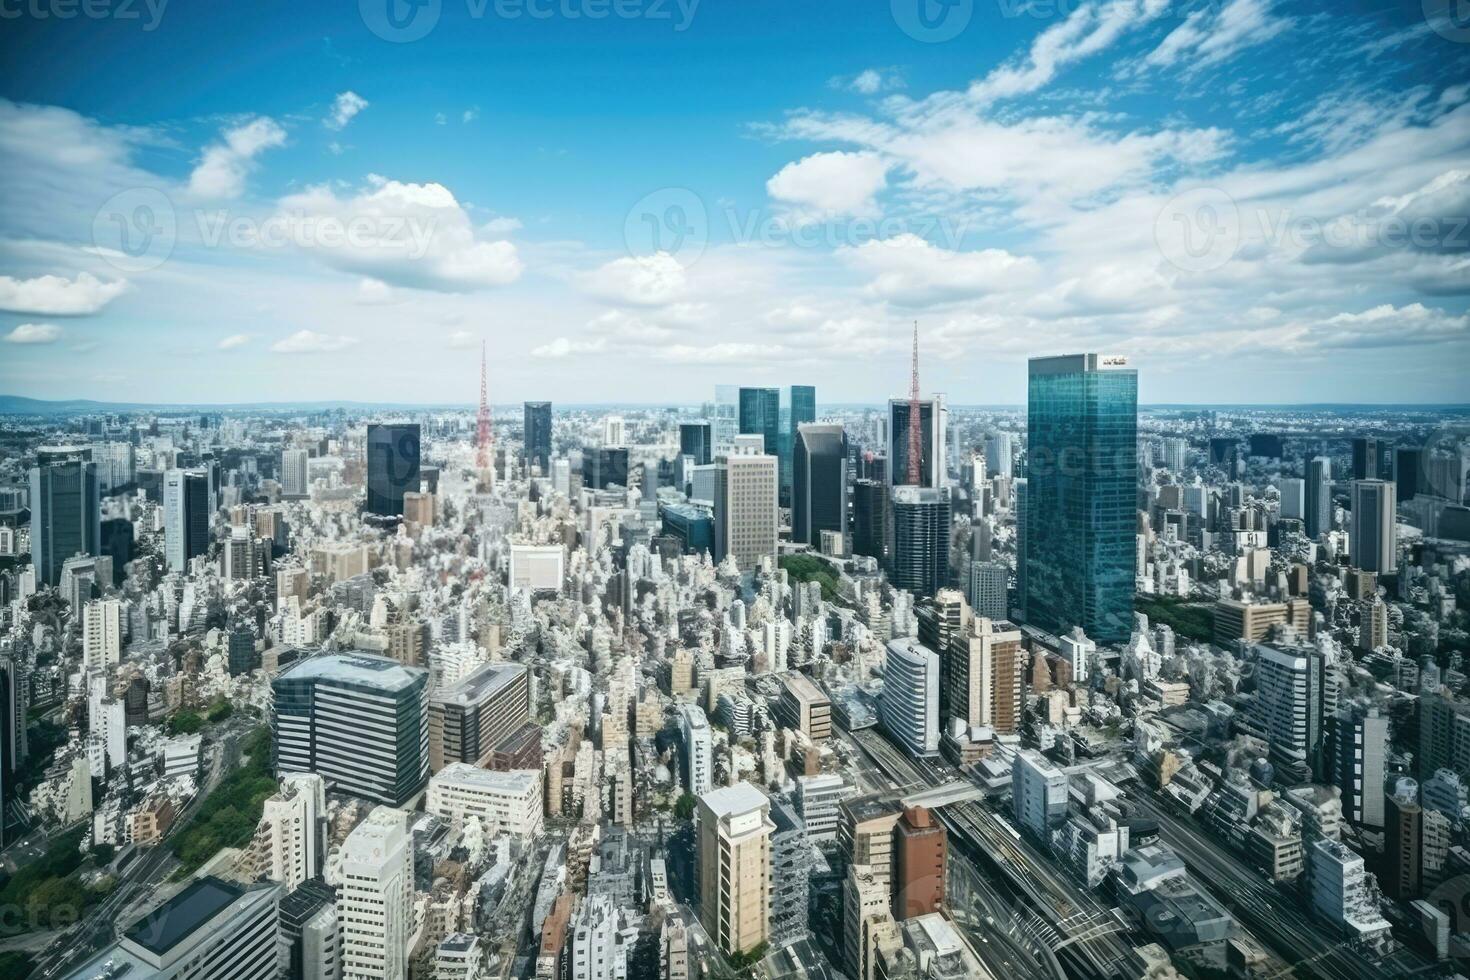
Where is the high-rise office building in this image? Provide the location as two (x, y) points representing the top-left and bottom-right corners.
(1013, 749), (1069, 838)
(886, 397), (946, 489)
(792, 423), (848, 547)
(1279, 477), (1305, 521)
(64, 877), (283, 980)
(713, 449), (777, 572)
(893, 805), (946, 920)
(29, 456), (100, 587)
(366, 423), (421, 517)
(713, 385), (740, 457)
(340, 806), (413, 980)
(164, 468), (210, 573)
(82, 598), (122, 672)
(272, 653), (430, 805)
(427, 662), (531, 771)
(950, 616), (1022, 735)
(679, 420), (713, 466)
(679, 704), (713, 796)
(1336, 705), (1387, 829)
(1395, 447), (1424, 503)
(1163, 437), (1188, 474)
(281, 448), (310, 498)
(1352, 437), (1383, 481)
(966, 561), (1008, 621)
(697, 782), (774, 957)
(737, 386), (780, 457)
(1024, 354), (1137, 644)
(1252, 643), (1338, 783)
(602, 415), (627, 447)
(523, 401), (552, 475)
(891, 485), (950, 599)
(984, 432), (1013, 479)
(779, 385), (817, 507)
(1305, 456), (1332, 538)
(879, 639), (940, 758)
(583, 446), (630, 490)
(255, 772), (326, 891)
(852, 479), (891, 567)
(1350, 479), (1397, 575)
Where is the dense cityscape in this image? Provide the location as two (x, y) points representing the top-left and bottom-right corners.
(0, 347), (1466, 979)
(1, 2), (1466, 980)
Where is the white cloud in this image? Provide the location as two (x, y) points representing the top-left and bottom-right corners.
(355, 277), (395, 304)
(325, 92), (369, 131)
(0, 271), (128, 315)
(188, 117), (287, 200)
(1136, 0), (1290, 77)
(581, 252), (688, 306)
(434, 112), (447, 126)
(482, 216), (522, 235)
(767, 151), (890, 217)
(217, 333), (252, 350)
(463, 107), (480, 124)
(3, 322), (61, 344)
(531, 336), (608, 358)
(271, 329), (359, 353)
(842, 234), (1041, 305)
(273, 178), (523, 292)
(968, 0), (1169, 103)
(447, 329), (479, 349)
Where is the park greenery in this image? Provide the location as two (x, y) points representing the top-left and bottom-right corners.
(169, 725), (274, 876)
(0, 827), (115, 934)
(778, 554), (841, 602)
(1135, 594), (1213, 643)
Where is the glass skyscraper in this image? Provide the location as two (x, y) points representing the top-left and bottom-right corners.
(792, 423), (847, 546)
(366, 423), (421, 517)
(29, 454), (100, 587)
(523, 401), (552, 475)
(738, 387), (780, 456)
(1024, 354), (1137, 644)
(779, 385), (816, 507)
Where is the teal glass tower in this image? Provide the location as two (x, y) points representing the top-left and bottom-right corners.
(779, 385), (816, 507)
(1024, 354), (1137, 644)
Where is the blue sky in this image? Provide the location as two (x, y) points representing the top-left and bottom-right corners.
(0, 0), (1466, 405)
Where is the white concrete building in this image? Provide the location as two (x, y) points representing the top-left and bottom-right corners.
(82, 598), (122, 672)
(425, 764), (544, 838)
(340, 806), (414, 980)
(879, 639), (940, 758)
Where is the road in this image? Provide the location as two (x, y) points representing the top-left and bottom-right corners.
(847, 726), (1139, 980)
(30, 720), (252, 979)
(1128, 793), (1433, 980)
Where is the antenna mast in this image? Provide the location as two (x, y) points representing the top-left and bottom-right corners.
(906, 321), (923, 486)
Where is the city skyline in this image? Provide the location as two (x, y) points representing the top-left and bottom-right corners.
(1, 2), (1467, 405)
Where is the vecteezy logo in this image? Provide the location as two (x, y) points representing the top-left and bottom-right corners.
(892, 0), (973, 43)
(1425, 0), (1470, 43)
(92, 187), (176, 273)
(1154, 187), (1241, 274)
(360, 0), (441, 43)
(623, 188), (709, 266)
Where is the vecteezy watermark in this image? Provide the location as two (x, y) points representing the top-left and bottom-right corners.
(891, 0), (973, 43)
(1154, 187), (1241, 274)
(1418, 422), (1470, 506)
(92, 188), (440, 273)
(360, 0), (700, 43)
(0, 0), (168, 30)
(1424, 0), (1470, 44)
(1154, 186), (1470, 274)
(622, 187), (976, 266)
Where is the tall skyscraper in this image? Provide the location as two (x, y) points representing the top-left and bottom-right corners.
(852, 479), (891, 567)
(778, 385), (817, 506)
(950, 616), (1022, 735)
(523, 401), (552, 475)
(1305, 456), (1332, 538)
(1395, 447), (1423, 503)
(697, 782), (774, 957)
(427, 662), (532, 771)
(713, 384), (740, 457)
(163, 468), (210, 573)
(1024, 353), (1137, 644)
(792, 423), (848, 547)
(583, 446), (630, 490)
(340, 806), (413, 980)
(737, 386), (780, 458)
(886, 397), (946, 489)
(984, 432), (1013, 479)
(29, 455), (99, 587)
(1252, 643), (1338, 783)
(713, 449), (777, 572)
(1350, 479), (1397, 574)
(280, 448), (309, 498)
(1278, 477), (1306, 521)
(1352, 437), (1383, 481)
(891, 485), (950, 599)
(679, 420), (713, 466)
(366, 423), (421, 518)
(256, 773), (326, 890)
(879, 638), (940, 758)
(1336, 705), (1387, 829)
(272, 653), (430, 805)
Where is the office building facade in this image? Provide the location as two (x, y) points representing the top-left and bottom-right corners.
(879, 639), (940, 757)
(792, 423), (848, 547)
(523, 401), (552, 475)
(164, 468), (211, 573)
(1350, 479), (1397, 575)
(1024, 353), (1137, 644)
(697, 782), (774, 956)
(891, 485), (950, 599)
(30, 457), (100, 587)
(366, 423), (421, 518)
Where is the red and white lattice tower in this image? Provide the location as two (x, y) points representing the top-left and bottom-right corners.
(476, 340), (493, 471)
(906, 321), (923, 486)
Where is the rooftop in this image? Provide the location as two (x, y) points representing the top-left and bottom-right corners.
(431, 661), (527, 706)
(275, 651), (427, 692)
(123, 876), (242, 955)
(431, 763), (540, 793)
(700, 781), (769, 818)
